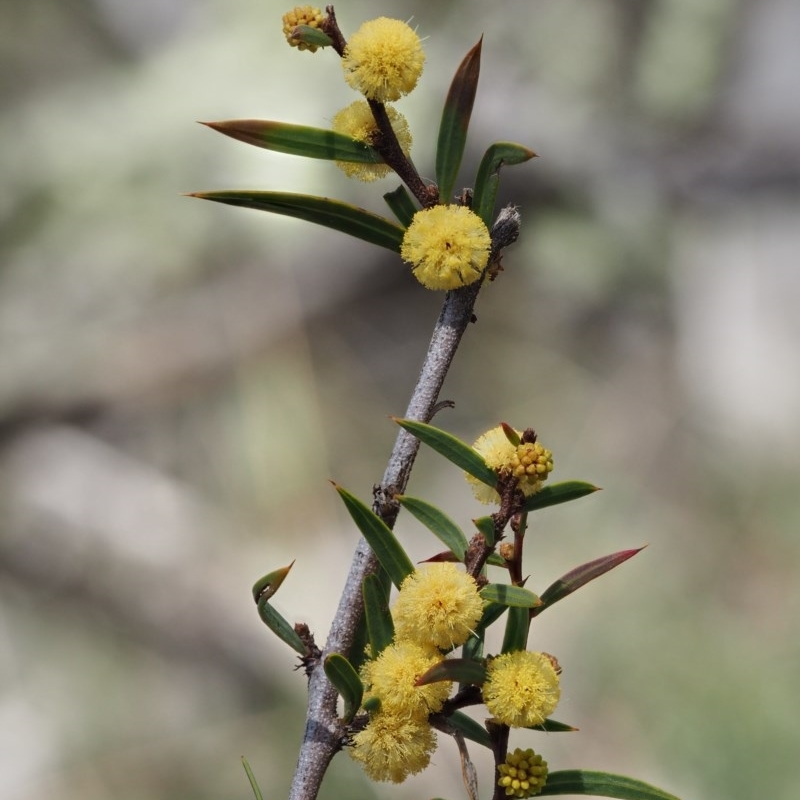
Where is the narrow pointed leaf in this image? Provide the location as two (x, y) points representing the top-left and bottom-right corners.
(394, 418), (498, 487)
(241, 757), (264, 800)
(462, 631), (484, 661)
(480, 583), (541, 608)
(422, 550), (460, 564)
(383, 185), (417, 227)
(397, 495), (469, 561)
(435, 38), (482, 202)
(350, 565), (389, 670)
(252, 561), (294, 603)
(445, 710), (492, 749)
(202, 120), (379, 162)
(533, 548), (644, 617)
(473, 515), (497, 547)
(473, 141), (537, 227)
(189, 191), (404, 253)
(463, 600), (506, 661)
(324, 653), (364, 723)
(349, 614), (371, 672)
(256, 599), (306, 655)
(539, 770), (682, 800)
(334, 484), (415, 589)
(500, 422), (521, 446)
(528, 718), (579, 733)
(363, 572), (394, 657)
(476, 601), (508, 633)
(501, 605), (529, 653)
(523, 481), (601, 512)
(417, 658), (487, 687)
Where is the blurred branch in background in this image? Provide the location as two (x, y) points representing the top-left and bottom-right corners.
(1, 1), (799, 800)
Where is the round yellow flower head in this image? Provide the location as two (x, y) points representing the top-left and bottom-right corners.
(349, 711), (436, 783)
(392, 562), (484, 650)
(466, 426), (554, 504)
(282, 6), (326, 51)
(401, 205), (491, 291)
(483, 650), (561, 728)
(497, 747), (549, 798)
(331, 101), (412, 182)
(342, 17), (426, 102)
(360, 640), (451, 719)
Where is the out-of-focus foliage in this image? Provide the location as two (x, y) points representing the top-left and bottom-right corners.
(1, 2), (799, 800)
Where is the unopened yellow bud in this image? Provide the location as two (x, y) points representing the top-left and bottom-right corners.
(497, 748), (548, 797)
(466, 426), (555, 504)
(282, 6), (326, 51)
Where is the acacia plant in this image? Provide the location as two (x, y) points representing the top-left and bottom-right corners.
(192, 7), (684, 800)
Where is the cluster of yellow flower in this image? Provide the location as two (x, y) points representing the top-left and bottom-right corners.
(333, 16), (423, 183)
(282, 9), (494, 291)
(349, 562), (483, 782)
(349, 560), (560, 795)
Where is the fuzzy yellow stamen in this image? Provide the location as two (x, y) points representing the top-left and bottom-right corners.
(342, 17), (426, 102)
(331, 101), (411, 181)
(349, 712), (436, 783)
(392, 562), (484, 650)
(483, 650), (561, 728)
(360, 640), (451, 719)
(401, 205), (491, 291)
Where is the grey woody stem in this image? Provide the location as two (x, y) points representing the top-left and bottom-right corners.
(287, 280), (483, 800)
(287, 204), (520, 800)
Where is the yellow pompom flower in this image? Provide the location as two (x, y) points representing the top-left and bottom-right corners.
(282, 6), (325, 51)
(401, 205), (492, 291)
(392, 562), (484, 650)
(342, 17), (426, 102)
(349, 711), (437, 783)
(483, 651), (561, 728)
(360, 640), (451, 719)
(466, 426), (554, 504)
(331, 101), (412, 182)
(497, 747), (549, 798)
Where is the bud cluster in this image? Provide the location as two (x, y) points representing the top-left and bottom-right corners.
(498, 747), (549, 798)
(281, 6), (326, 51)
(350, 563), (484, 782)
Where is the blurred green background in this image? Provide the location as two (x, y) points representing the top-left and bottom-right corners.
(2, 1), (799, 799)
